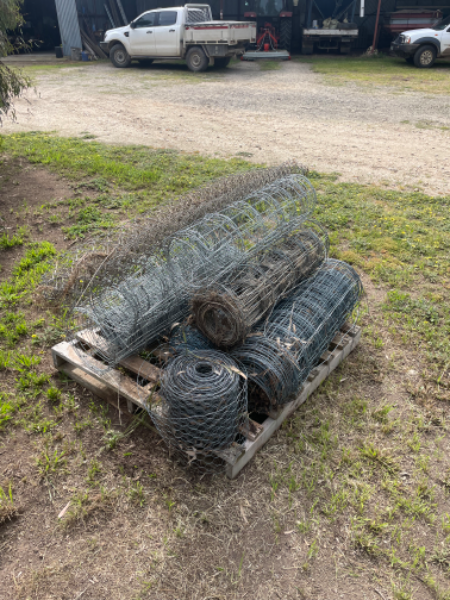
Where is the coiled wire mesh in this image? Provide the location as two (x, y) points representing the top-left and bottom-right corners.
(148, 350), (247, 471)
(72, 174), (317, 369)
(230, 260), (363, 413)
(192, 220), (329, 349)
(41, 162), (306, 309)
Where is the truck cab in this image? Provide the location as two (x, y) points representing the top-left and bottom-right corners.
(390, 14), (450, 67)
(101, 4), (256, 72)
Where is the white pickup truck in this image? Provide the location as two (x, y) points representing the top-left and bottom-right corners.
(100, 4), (256, 72)
(390, 14), (450, 67)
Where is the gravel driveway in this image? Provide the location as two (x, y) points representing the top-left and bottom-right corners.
(5, 60), (450, 195)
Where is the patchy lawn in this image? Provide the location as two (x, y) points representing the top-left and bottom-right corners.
(295, 54), (450, 94)
(0, 134), (450, 600)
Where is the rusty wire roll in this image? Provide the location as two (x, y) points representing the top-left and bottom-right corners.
(147, 350), (248, 471)
(191, 220), (329, 349)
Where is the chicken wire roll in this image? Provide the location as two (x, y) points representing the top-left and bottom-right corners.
(148, 350), (248, 472)
(191, 220), (329, 349)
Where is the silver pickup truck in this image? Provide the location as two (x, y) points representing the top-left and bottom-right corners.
(101, 4), (256, 72)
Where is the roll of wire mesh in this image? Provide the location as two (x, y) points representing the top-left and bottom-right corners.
(163, 174), (317, 290)
(231, 260), (363, 414)
(148, 350), (248, 471)
(73, 175), (317, 369)
(191, 220), (329, 349)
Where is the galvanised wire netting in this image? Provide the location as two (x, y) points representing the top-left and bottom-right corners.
(40, 162), (306, 310)
(191, 220), (329, 349)
(147, 350), (248, 472)
(166, 260), (363, 416)
(71, 174), (317, 369)
(230, 259), (363, 413)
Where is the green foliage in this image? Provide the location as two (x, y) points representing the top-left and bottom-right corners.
(36, 444), (67, 477)
(295, 54), (450, 94)
(313, 174), (450, 376)
(3, 133), (252, 193)
(0, 0), (24, 40)
(0, 0), (31, 121)
(0, 392), (14, 428)
(0, 227), (25, 249)
(63, 205), (114, 239)
(13, 241), (56, 277)
(0, 481), (17, 524)
(0, 241), (56, 309)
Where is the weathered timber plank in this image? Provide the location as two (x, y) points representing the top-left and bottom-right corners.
(52, 340), (159, 410)
(76, 329), (161, 382)
(76, 328), (114, 357)
(119, 355), (161, 383)
(59, 363), (130, 415)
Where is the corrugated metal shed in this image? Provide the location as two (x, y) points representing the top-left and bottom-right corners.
(55, 0), (83, 56)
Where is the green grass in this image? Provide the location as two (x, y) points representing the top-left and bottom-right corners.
(0, 228), (26, 250)
(0, 481), (17, 524)
(295, 54), (450, 93)
(1, 132), (253, 239)
(312, 172), (450, 380)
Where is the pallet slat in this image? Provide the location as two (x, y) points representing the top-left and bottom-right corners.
(119, 355), (160, 383)
(52, 340), (160, 410)
(76, 329), (161, 383)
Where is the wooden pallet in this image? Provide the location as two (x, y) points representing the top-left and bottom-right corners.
(219, 324), (361, 479)
(52, 325), (361, 478)
(52, 334), (161, 415)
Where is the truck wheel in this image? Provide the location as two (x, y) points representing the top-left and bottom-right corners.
(186, 47), (209, 72)
(279, 19), (292, 51)
(110, 44), (131, 68)
(213, 57), (231, 69)
(413, 45), (436, 68)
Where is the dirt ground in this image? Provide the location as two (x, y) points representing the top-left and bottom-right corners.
(3, 60), (450, 195)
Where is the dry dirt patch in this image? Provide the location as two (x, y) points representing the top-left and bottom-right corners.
(0, 158), (74, 277)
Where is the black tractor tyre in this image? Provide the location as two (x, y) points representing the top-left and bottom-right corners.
(186, 47), (209, 72)
(213, 57), (231, 69)
(413, 44), (436, 68)
(279, 18), (292, 51)
(110, 43), (131, 68)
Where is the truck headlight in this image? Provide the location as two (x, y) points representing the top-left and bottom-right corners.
(404, 36), (411, 44)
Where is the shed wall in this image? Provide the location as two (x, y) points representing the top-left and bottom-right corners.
(55, 0), (83, 56)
